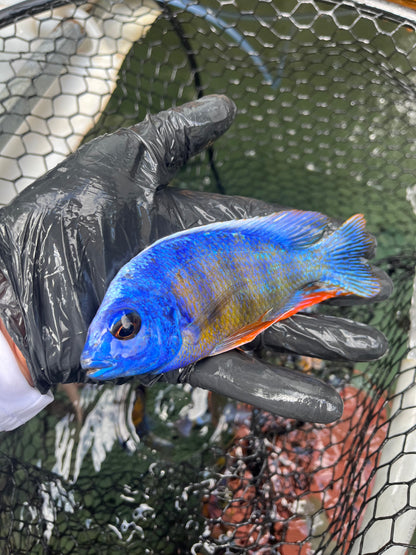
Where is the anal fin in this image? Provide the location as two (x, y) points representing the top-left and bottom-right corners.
(209, 313), (275, 356)
(209, 284), (348, 357)
(273, 285), (348, 322)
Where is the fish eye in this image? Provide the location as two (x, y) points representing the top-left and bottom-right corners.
(110, 311), (141, 341)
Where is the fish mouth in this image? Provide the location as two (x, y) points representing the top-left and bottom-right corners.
(81, 357), (117, 380)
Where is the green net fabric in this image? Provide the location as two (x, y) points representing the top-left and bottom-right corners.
(1, 0), (416, 552)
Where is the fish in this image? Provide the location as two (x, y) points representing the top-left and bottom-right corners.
(81, 210), (381, 380)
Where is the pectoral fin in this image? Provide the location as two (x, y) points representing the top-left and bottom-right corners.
(187, 281), (246, 337)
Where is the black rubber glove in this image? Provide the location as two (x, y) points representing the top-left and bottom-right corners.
(0, 95), (391, 423)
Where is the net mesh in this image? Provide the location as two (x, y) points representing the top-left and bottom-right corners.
(1, 0), (416, 553)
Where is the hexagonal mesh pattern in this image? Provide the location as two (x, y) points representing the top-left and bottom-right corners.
(0, 0), (416, 553)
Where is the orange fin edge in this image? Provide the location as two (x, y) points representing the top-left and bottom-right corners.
(209, 316), (275, 356)
(273, 288), (348, 322)
(209, 288), (348, 357)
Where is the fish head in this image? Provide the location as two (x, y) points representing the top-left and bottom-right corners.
(81, 286), (182, 380)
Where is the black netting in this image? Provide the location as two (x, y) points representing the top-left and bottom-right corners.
(1, 0), (416, 553)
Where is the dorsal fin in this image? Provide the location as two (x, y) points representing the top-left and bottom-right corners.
(153, 210), (330, 251)
(245, 210), (329, 249)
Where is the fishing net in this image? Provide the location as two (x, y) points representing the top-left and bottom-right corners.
(1, 0), (416, 552)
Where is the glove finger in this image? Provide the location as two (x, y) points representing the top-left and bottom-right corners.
(262, 313), (388, 361)
(130, 94), (237, 186)
(324, 266), (393, 306)
(181, 350), (343, 423)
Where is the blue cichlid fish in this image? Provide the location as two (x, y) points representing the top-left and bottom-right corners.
(81, 210), (381, 379)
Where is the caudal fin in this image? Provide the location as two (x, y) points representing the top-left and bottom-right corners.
(321, 214), (381, 298)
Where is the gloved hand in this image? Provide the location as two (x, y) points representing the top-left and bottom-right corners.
(0, 95), (391, 424)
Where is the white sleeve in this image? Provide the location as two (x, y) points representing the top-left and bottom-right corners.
(0, 328), (53, 432)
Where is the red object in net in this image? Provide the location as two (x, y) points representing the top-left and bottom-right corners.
(204, 385), (389, 552)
